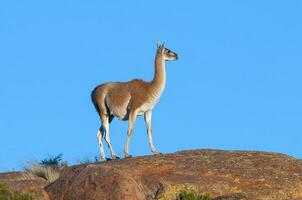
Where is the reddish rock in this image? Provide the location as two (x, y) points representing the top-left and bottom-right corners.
(0, 171), (49, 200)
(45, 149), (302, 200)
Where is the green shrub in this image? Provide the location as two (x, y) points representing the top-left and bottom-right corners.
(40, 154), (68, 170)
(158, 185), (212, 200)
(0, 183), (33, 200)
(177, 188), (211, 200)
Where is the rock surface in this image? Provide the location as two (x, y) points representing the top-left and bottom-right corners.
(0, 172), (49, 200)
(45, 149), (302, 200)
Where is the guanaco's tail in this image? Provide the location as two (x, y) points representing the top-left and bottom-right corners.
(91, 85), (109, 116)
(91, 86), (101, 113)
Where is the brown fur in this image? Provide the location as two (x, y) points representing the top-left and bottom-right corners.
(92, 79), (151, 120)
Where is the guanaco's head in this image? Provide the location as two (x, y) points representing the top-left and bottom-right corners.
(157, 42), (178, 61)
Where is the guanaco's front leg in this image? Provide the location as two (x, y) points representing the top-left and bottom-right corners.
(124, 110), (138, 158)
(144, 110), (160, 155)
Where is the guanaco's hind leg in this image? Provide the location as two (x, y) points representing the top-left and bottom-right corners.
(124, 110), (138, 158)
(96, 126), (106, 161)
(99, 114), (118, 160)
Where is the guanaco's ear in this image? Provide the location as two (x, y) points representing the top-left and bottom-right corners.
(160, 42), (165, 53)
(161, 42), (165, 48)
(157, 41), (162, 49)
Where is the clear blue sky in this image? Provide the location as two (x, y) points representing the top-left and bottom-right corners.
(0, 1), (301, 171)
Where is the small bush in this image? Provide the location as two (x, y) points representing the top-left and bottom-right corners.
(24, 154), (68, 183)
(177, 188), (211, 200)
(158, 185), (211, 200)
(0, 183), (33, 200)
(40, 154), (62, 166)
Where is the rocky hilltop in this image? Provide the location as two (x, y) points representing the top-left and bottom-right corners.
(1, 149), (302, 200)
(46, 149), (302, 200)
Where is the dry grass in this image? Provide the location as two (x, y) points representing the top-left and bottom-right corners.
(24, 163), (61, 183)
(23, 154), (68, 183)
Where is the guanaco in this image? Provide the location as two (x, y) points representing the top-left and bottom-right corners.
(91, 42), (178, 161)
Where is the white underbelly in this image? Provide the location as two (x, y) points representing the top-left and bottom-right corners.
(137, 101), (157, 115)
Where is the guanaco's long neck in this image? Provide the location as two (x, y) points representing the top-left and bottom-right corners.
(150, 53), (166, 98)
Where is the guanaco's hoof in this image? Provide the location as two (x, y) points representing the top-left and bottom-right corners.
(98, 157), (107, 162)
(113, 156), (120, 159)
(106, 157), (112, 161)
(154, 152), (163, 156)
(125, 155), (133, 158)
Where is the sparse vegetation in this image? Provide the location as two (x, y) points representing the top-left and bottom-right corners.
(158, 185), (212, 200)
(24, 154), (68, 183)
(24, 163), (60, 183)
(40, 154), (67, 167)
(77, 156), (99, 164)
(0, 183), (32, 200)
(177, 187), (211, 200)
